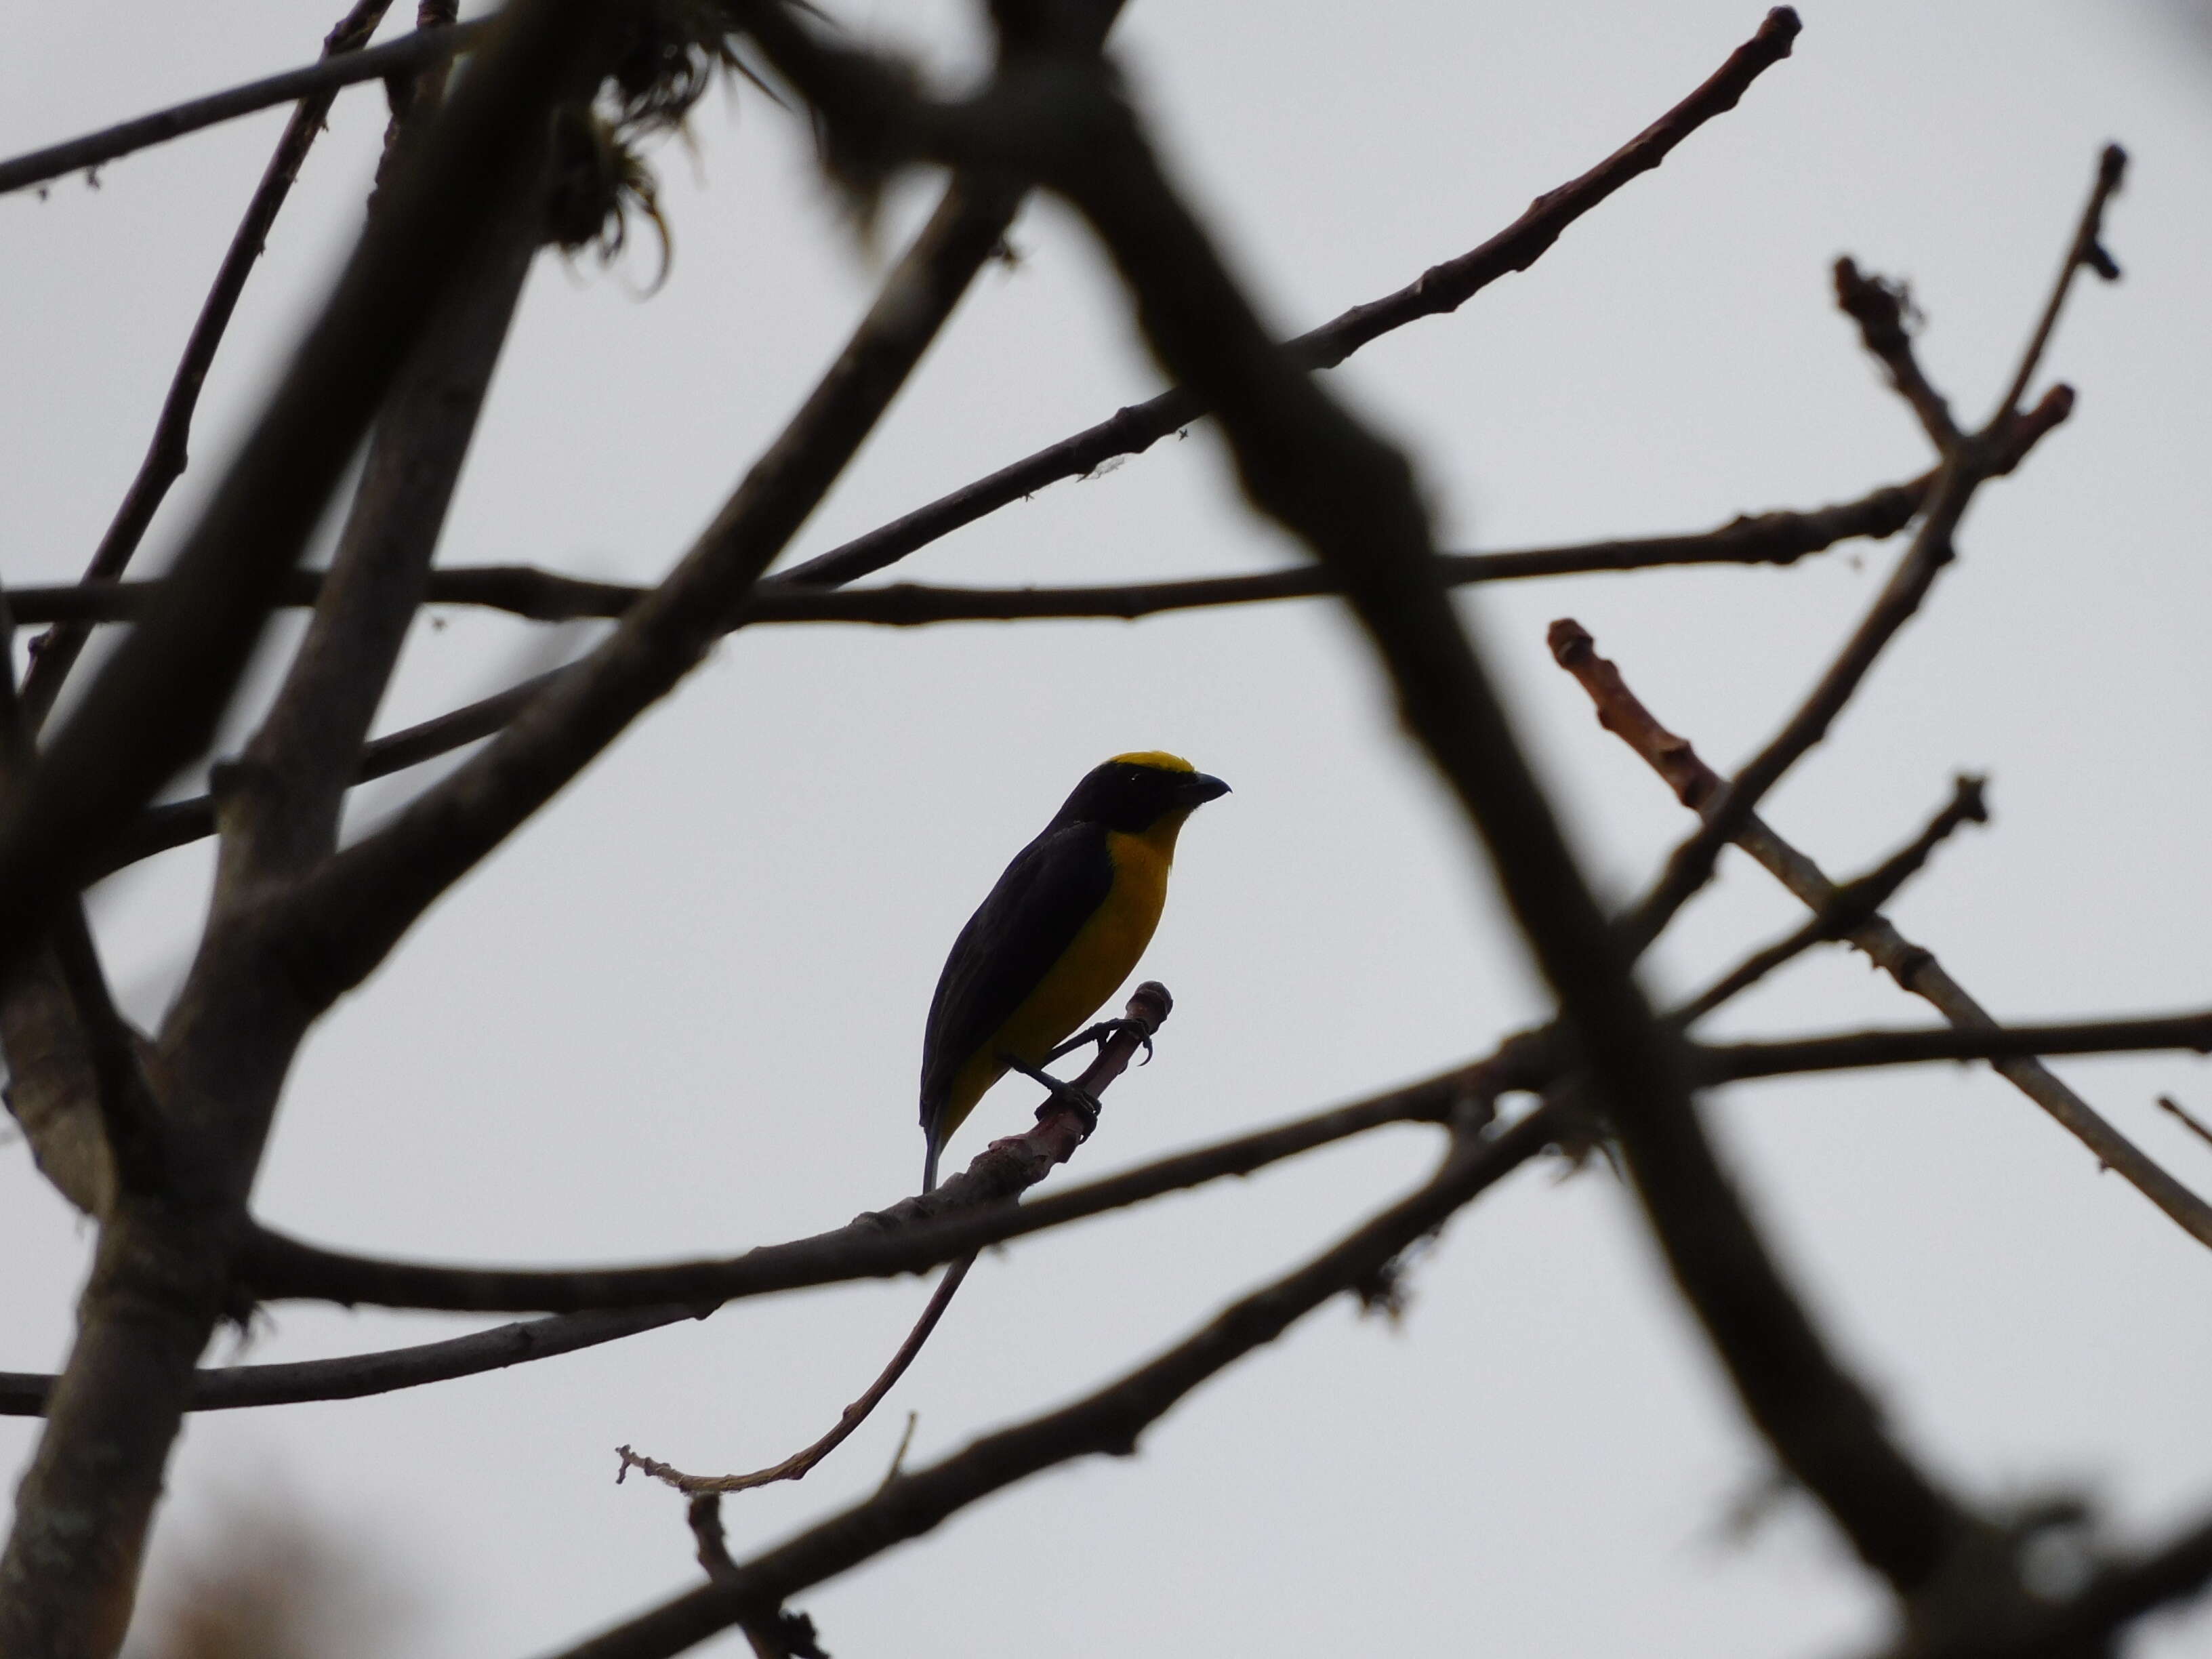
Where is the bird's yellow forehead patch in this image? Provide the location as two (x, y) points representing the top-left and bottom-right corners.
(1107, 750), (1194, 773)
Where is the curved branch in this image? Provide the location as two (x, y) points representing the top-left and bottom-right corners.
(0, 1306), (693, 1418)
(0, 18), (491, 199)
(237, 1048), (1513, 1313)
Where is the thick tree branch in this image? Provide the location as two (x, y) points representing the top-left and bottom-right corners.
(17, 0), (397, 729)
(0, 590), (155, 1216)
(544, 1109), (1561, 1659)
(0, 7), (619, 1652)
(1551, 617), (2212, 1250)
(0, 0), (611, 968)
(211, 59), (553, 891)
(0, 17), (492, 199)
(261, 37), (1127, 1010)
(237, 1046), (1512, 1313)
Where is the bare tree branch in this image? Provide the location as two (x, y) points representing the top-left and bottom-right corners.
(0, 6), (622, 1649)
(236, 1044), (1512, 1313)
(0, 588), (155, 1217)
(544, 1109), (1561, 1659)
(1549, 617), (2212, 1250)
(211, 58), (554, 893)
(740, 1), (1981, 1601)
(0, 16), (491, 199)
(617, 988), (1168, 1497)
(0, 471), (1946, 628)
(768, 3), (1805, 591)
(1613, 144), (2124, 954)
(17, 0), (398, 729)
(64, 388), (2068, 886)
(1696, 1010), (2212, 1081)
(1671, 774), (1988, 1027)
(1875, 1502), (2212, 1659)
(0, 1307), (695, 1418)
(262, 116), (1101, 1014)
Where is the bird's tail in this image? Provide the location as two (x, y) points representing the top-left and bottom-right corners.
(922, 1139), (941, 1195)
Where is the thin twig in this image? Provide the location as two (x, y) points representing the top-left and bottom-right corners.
(617, 1256), (975, 1497)
(1992, 143), (2127, 423)
(767, 4), (1803, 590)
(1833, 258), (1961, 451)
(1696, 1008), (2212, 1081)
(2158, 1097), (2212, 1154)
(1671, 775), (1988, 1026)
(3, 474), (1942, 630)
(0, 18), (491, 199)
(18, 0), (397, 729)
(0, 1306), (693, 1418)
(1550, 617), (2212, 1251)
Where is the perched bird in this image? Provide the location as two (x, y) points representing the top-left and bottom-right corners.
(918, 752), (1230, 1191)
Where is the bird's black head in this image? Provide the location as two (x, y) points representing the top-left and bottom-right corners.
(1054, 751), (1231, 834)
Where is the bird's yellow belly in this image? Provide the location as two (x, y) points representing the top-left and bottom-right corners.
(947, 825), (1174, 1123)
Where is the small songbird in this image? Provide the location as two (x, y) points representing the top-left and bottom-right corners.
(918, 752), (1230, 1191)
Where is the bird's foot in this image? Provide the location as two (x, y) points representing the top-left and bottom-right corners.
(1045, 1017), (1154, 1067)
(1000, 1054), (1103, 1140)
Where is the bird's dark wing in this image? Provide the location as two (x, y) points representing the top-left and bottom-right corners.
(920, 820), (1114, 1122)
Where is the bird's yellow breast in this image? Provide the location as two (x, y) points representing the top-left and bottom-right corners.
(945, 813), (1189, 1124)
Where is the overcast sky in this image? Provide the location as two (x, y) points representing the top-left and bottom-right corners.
(5, 2), (2211, 1655)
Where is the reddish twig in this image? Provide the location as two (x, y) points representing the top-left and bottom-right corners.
(1551, 618), (2212, 1252)
(615, 985), (1170, 1498)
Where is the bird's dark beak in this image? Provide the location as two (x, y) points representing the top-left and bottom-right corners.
(1182, 772), (1231, 806)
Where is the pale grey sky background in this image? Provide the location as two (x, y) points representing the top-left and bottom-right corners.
(4, 2), (2211, 1654)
